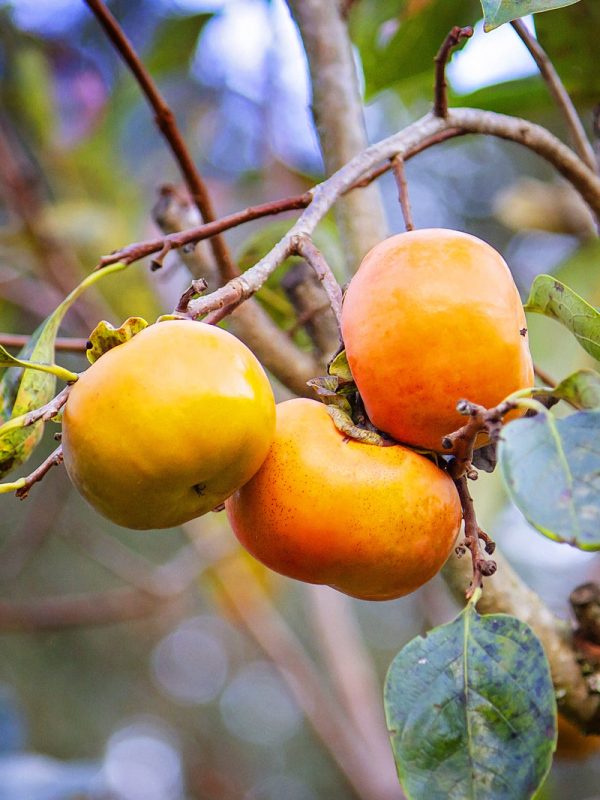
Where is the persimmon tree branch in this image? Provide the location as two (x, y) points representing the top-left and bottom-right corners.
(150, 191), (320, 396)
(84, 0), (237, 281)
(511, 19), (597, 172)
(183, 108), (600, 320)
(433, 26), (473, 118)
(286, 0), (388, 271)
(0, 334), (88, 352)
(391, 156), (415, 231)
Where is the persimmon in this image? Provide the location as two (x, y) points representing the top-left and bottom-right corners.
(62, 320), (275, 530)
(340, 229), (534, 452)
(225, 398), (461, 600)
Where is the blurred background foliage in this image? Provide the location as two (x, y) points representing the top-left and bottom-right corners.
(0, 1), (599, 798)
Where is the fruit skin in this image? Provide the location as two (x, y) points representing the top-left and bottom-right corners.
(62, 320), (275, 530)
(340, 229), (534, 452)
(225, 398), (461, 601)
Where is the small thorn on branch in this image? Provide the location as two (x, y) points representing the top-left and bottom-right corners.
(433, 25), (473, 118)
(175, 278), (208, 314)
(391, 155), (414, 231)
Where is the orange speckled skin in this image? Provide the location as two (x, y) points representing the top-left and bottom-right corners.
(225, 399), (461, 601)
(62, 320), (275, 530)
(341, 229), (534, 452)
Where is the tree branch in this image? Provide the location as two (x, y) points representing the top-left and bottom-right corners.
(185, 109), (600, 319)
(391, 156), (415, 231)
(291, 235), (343, 326)
(150, 190), (320, 396)
(286, 0), (388, 272)
(0, 334), (88, 353)
(433, 26), (473, 118)
(84, 0), (237, 281)
(511, 19), (597, 172)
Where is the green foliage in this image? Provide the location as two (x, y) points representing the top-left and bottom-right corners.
(0, 262), (128, 478)
(525, 275), (600, 362)
(385, 601), (556, 799)
(480, 0), (582, 31)
(350, 0), (480, 99)
(500, 408), (600, 549)
(145, 13), (211, 75)
(534, 368), (600, 409)
(536, 2), (600, 99)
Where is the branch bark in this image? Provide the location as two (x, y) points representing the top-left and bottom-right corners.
(286, 0), (388, 273)
(84, 0), (237, 281)
(511, 19), (597, 172)
(186, 108), (600, 319)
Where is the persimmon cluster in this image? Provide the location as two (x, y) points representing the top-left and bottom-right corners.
(63, 229), (533, 600)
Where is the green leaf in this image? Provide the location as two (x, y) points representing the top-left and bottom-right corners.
(385, 603), (556, 799)
(145, 13), (210, 75)
(535, 369), (600, 410)
(351, 0), (480, 98)
(480, 0), (582, 31)
(0, 262), (128, 478)
(328, 350), (354, 383)
(86, 317), (148, 364)
(525, 275), (600, 362)
(500, 410), (600, 549)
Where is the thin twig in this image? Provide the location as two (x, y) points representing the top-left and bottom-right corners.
(184, 108), (600, 320)
(0, 334), (88, 353)
(84, 0), (237, 280)
(291, 235), (343, 326)
(433, 26), (473, 118)
(534, 363), (556, 387)
(391, 155), (415, 231)
(98, 193), (313, 269)
(454, 476), (497, 599)
(442, 398), (517, 479)
(15, 445), (64, 499)
(511, 19), (597, 172)
(1, 385), (71, 434)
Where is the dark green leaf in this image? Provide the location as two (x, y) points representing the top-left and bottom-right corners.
(500, 410), (600, 549)
(385, 603), (556, 799)
(535, 369), (600, 410)
(525, 275), (600, 362)
(481, 0), (581, 31)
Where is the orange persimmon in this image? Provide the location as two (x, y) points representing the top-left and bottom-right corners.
(341, 229), (534, 451)
(225, 398), (461, 601)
